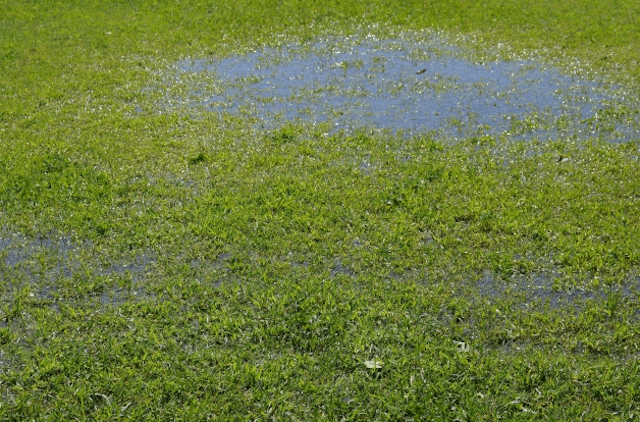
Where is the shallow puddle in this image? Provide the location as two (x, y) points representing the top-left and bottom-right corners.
(0, 231), (157, 306)
(163, 34), (639, 140)
(474, 271), (640, 312)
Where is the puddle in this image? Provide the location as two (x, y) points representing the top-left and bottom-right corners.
(1, 232), (80, 270)
(474, 271), (640, 312)
(330, 258), (354, 278)
(162, 33), (640, 141)
(0, 231), (158, 306)
(2, 228), (638, 312)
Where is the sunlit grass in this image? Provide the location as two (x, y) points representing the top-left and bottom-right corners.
(1, 0), (640, 420)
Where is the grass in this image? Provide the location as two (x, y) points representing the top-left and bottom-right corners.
(1, 0), (640, 420)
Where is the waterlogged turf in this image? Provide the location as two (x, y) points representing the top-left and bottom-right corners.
(2, 1), (640, 420)
(166, 34), (640, 141)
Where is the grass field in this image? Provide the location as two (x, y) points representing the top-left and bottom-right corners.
(1, 1), (640, 420)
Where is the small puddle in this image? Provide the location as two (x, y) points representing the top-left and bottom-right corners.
(474, 271), (640, 312)
(0, 231), (157, 306)
(162, 33), (639, 140)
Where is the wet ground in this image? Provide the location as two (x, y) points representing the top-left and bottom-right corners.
(161, 33), (640, 141)
(2, 228), (638, 312)
(4, 33), (640, 311)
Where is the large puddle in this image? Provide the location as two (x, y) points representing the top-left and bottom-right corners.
(161, 33), (640, 140)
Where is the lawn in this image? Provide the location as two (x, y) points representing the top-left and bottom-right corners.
(1, 1), (640, 420)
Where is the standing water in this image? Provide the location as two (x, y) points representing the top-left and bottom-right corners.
(160, 33), (640, 141)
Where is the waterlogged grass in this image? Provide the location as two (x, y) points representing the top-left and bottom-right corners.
(163, 33), (640, 140)
(2, 0), (640, 420)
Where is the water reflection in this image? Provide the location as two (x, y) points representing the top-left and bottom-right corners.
(168, 36), (639, 140)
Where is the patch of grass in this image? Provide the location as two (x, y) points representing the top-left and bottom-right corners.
(1, 0), (640, 420)
(188, 153), (208, 165)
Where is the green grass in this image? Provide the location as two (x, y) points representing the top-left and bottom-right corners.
(1, 1), (640, 420)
